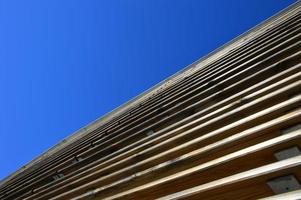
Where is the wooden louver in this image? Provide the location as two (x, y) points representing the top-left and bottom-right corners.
(0, 1), (301, 200)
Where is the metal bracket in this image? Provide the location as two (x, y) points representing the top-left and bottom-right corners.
(146, 130), (155, 136)
(281, 123), (301, 135)
(267, 175), (301, 194)
(274, 146), (301, 161)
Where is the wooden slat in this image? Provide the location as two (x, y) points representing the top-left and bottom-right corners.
(94, 135), (301, 200)
(26, 66), (301, 199)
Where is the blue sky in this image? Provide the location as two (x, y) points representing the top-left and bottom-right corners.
(0, 0), (297, 180)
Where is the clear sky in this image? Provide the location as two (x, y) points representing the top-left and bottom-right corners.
(0, 0), (297, 180)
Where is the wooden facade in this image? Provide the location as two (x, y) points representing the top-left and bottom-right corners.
(1, 1), (301, 199)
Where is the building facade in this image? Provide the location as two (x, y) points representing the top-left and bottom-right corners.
(1, 1), (301, 199)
